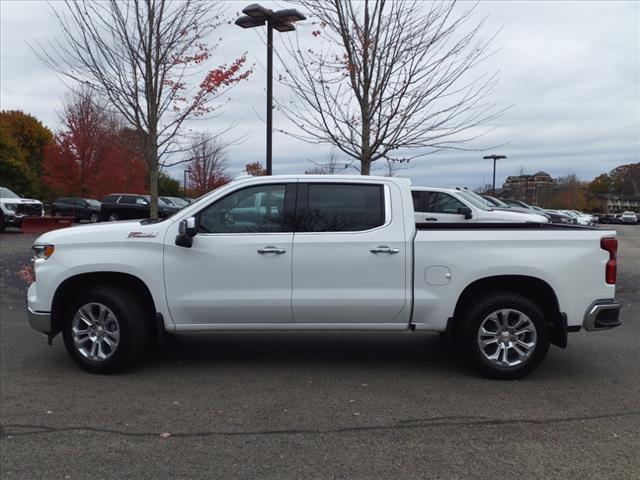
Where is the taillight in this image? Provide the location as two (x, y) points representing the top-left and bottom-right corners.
(600, 237), (617, 284)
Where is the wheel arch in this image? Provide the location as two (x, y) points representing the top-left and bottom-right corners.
(51, 272), (157, 336)
(452, 275), (567, 348)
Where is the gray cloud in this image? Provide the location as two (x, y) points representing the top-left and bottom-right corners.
(1, 0), (638, 189)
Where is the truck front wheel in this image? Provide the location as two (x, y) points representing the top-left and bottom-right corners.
(460, 292), (550, 379)
(62, 286), (149, 374)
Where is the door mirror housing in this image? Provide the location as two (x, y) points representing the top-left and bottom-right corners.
(176, 216), (197, 248)
(458, 206), (473, 220)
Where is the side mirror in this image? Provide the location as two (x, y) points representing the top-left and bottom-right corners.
(458, 206), (473, 220)
(176, 217), (197, 248)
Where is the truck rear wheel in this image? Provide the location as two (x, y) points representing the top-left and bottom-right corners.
(62, 286), (149, 374)
(460, 292), (550, 379)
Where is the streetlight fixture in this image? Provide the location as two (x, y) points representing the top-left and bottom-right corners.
(483, 154), (507, 195)
(235, 3), (306, 176)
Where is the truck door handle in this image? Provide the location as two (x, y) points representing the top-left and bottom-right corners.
(424, 217), (438, 222)
(257, 246), (287, 254)
(370, 246), (400, 254)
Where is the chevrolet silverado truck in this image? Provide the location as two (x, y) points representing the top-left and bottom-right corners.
(26, 175), (622, 378)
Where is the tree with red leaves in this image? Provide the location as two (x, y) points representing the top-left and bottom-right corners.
(37, 0), (252, 217)
(186, 134), (230, 197)
(43, 87), (147, 199)
(245, 162), (267, 177)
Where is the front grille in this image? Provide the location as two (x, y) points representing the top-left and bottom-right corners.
(15, 204), (43, 216)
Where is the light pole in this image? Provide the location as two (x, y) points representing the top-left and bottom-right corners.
(483, 154), (507, 195)
(183, 168), (191, 197)
(236, 4), (306, 176)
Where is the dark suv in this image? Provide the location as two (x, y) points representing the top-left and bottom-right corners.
(51, 198), (102, 222)
(100, 194), (180, 221)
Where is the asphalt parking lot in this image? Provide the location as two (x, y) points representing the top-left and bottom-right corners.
(1, 225), (638, 479)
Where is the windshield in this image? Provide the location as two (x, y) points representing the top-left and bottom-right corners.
(143, 195), (173, 207)
(483, 195), (509, 207)
(456, 190), (492, 210)
(85, 199), (101, 206)
(0, 187), (19, 198)
(168, 197), (189, 207)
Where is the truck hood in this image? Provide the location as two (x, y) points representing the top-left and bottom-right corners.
(484, 209), (549, 223)
(1, 197), (42, 205)
(34, 219), (170, 245)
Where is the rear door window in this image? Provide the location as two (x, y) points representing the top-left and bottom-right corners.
(299, 183), (385, 232)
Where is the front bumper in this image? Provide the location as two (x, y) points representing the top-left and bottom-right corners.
(27, 307), (52, 334)
(583, 299), (622, 331)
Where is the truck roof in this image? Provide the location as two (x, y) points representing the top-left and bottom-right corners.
(230, 174), (412, 186)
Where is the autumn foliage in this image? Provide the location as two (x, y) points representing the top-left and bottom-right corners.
(0, 110), (53, 197)
(42, 88), (147, 199)
(245, 162), (267, 177)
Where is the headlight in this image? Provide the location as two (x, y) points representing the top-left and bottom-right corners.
(4, 203), (17, 211)
(32, 244), (55, 260)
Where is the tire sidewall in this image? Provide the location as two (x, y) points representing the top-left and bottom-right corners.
(62, 287), (148, 374)
(461, 292), (550, 380)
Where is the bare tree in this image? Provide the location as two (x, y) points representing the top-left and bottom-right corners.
(278, 0), (502, 175)
(305, 149), (352, 174)
(186, 133), (230, 197)
(35, 0), (250, 217)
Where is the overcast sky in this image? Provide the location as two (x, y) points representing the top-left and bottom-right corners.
(1, 1), (638, 188)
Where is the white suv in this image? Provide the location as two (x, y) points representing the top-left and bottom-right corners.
(621, 211), (638, 224)
(0, 187), (44, 232)
(411, 187), (548, 223)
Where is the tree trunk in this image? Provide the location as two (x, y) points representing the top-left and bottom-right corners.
(360, 158), (371, 175)
(146, 140), (159, 219)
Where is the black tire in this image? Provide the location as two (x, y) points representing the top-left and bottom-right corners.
(459, 291), (550, 380)
(0, 215), (5, 233)
(62, 286), (150, 374)
(89, 213), (100, 223)
(108, 212), (119, 222)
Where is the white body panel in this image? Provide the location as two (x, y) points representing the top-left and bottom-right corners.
(291, 180), (410, 325)
(27, 175), (616, 336)
(163, 231), (294, 326)
(412, 228), (615, 330)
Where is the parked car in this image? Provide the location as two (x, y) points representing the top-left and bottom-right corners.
(620, 211), (638, 224)
(499, 198), (537, 210)
(542, 209), (575, 224)
(412, 188), (548, 223)
(100, 194), (180, 221)
(27, 175), (621, 379)
(568, 210), (598, 224)
(559, 210), (596, 226)
(0, 187), (43, 232)
(595, 213), (615, 224)
(51, 198), (102, 223)
(160, 196), (190, 209)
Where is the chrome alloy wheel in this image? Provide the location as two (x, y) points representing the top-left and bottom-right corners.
(477, 309), (537, 368)
(71, 303), (120, 361)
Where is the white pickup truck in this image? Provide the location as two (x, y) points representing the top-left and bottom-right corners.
(27, 175), (622, 379)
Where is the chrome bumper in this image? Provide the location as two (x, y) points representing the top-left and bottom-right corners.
(27, 307), (52, 334)
(583, 299), (622, 331)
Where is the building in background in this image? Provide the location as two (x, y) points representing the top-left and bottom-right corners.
(502, 171), (554, 206)
(594, 194), (640, 213)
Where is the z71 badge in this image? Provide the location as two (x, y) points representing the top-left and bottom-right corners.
(127, 231), (158, 238)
